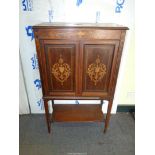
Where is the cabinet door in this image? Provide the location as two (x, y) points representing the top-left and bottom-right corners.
(39, 40), (79, 96)
(79, 40), (119, 98)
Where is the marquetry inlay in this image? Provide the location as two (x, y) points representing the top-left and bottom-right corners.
(87, 55), (106, 85)
(52, 55), (71, 85)
(77, 31), (85, 37)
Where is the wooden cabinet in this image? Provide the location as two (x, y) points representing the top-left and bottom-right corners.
(33, 23), (128, 133)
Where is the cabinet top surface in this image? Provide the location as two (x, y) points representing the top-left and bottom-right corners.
(33, 22), (129, 30)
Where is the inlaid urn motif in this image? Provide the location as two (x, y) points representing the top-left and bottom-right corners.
(52, 55), (71, 85)
(87, 55), (106, 85)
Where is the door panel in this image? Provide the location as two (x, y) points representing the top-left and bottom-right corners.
(80, 40), (119, 97)
(40, 40), (79, 96)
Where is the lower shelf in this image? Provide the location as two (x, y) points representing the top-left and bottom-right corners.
(52, 104), (104, 122)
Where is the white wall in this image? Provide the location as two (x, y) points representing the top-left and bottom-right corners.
(19, 0), (134, 114)
(19, 53), (30, 114)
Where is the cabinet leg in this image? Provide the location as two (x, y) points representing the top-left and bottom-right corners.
(44, 99), (51, 133)
(100, 100), (103, 108)
(104, 99), (113, 133)
(51, 100), (54, 122)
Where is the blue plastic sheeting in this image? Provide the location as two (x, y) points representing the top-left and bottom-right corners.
(76, 0), (83, 6)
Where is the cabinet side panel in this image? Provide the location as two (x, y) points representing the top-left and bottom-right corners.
(108, 30), (127, 98)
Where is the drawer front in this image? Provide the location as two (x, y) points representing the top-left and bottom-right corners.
(79, 40), (119, 97)
(39, 40), (79, 96)
(35, 28), (122, 40)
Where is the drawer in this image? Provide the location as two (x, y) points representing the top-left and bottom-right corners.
(34, 28), (122, 40)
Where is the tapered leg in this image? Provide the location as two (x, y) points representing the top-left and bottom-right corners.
(104, 99), (113, 133)
(101, 100), (103, 107)
(44, 99), (51, 133)
(52, 100), (54, 106)
(51, 100), (54, 122)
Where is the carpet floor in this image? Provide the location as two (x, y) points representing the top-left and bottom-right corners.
(19, 113), (135, 155)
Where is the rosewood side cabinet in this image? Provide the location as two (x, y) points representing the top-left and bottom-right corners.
(33, 23), (128, 133)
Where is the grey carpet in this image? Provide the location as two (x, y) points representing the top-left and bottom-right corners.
(19, 113), (135, 155)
